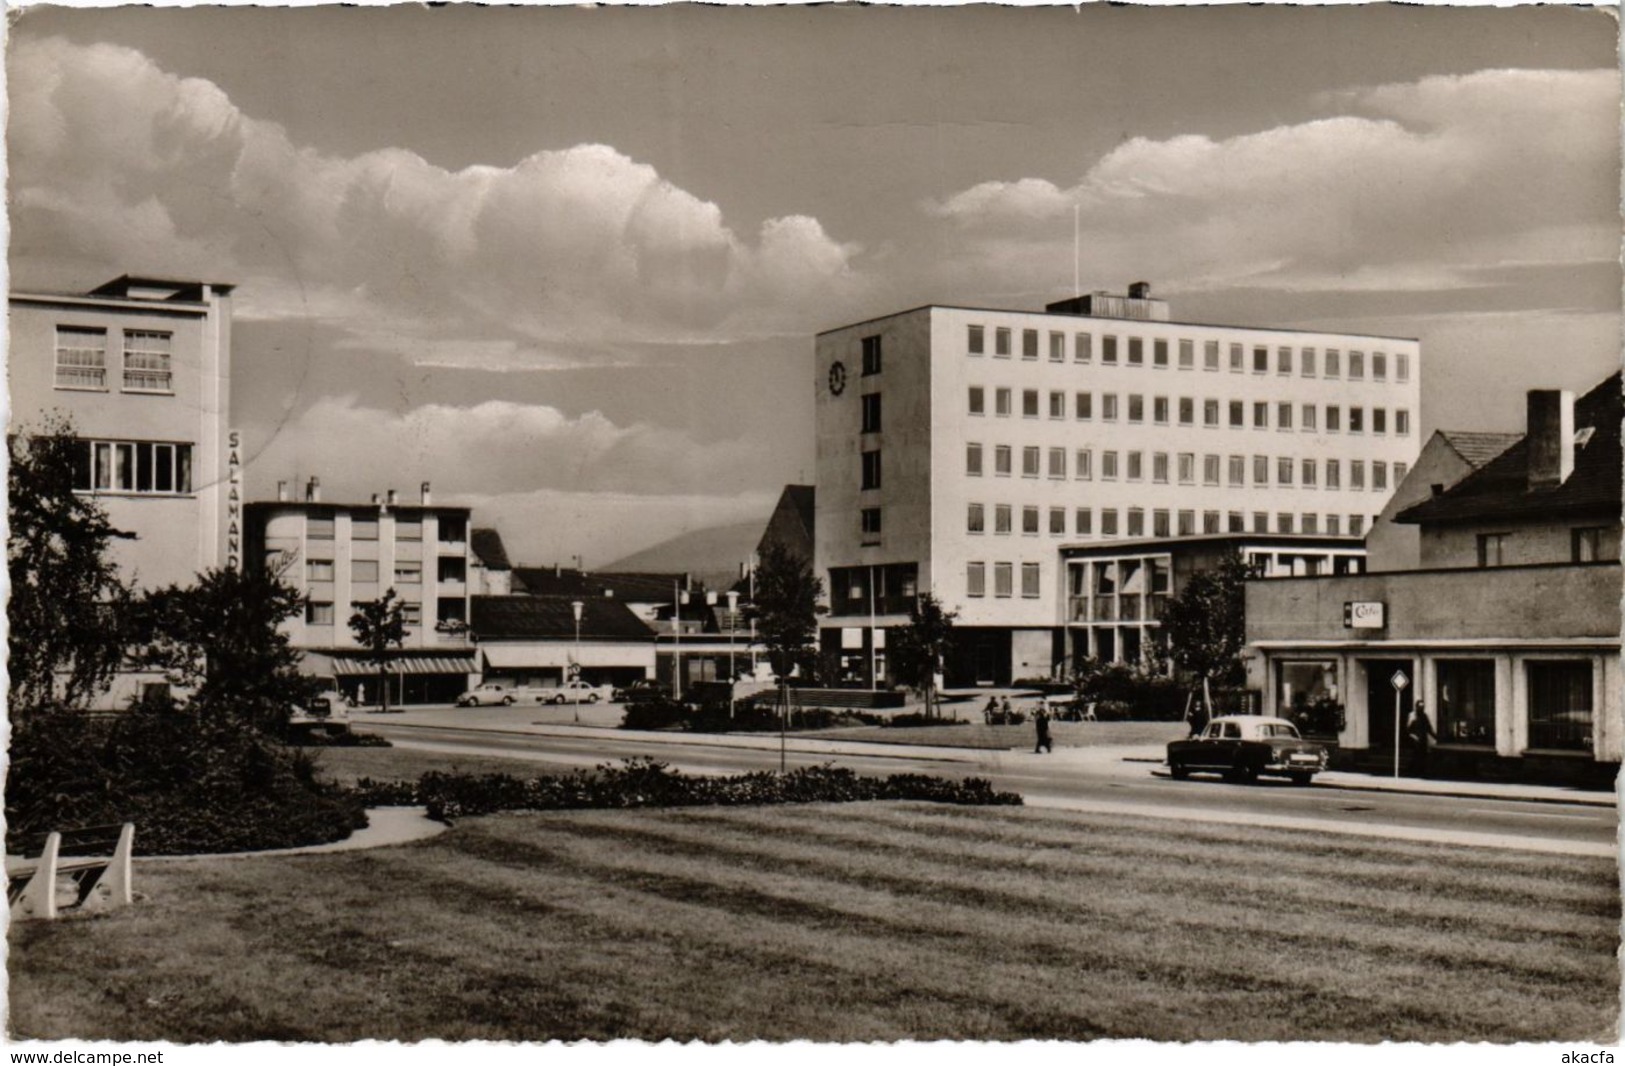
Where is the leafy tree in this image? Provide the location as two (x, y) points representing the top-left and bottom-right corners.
(7, 423), (134, 715)
(135, 560), (314, 734)
(887, 593), (957, 719)
(751, 540), (825, 724)
(1158, 551), (1259, 696)
(350, 588), (408, 713)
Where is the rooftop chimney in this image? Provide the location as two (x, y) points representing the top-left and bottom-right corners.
(371, 493), (381, 506)
(1526, 389), (1575, 490)
(1127, 281), (1152, 300)
(420, 481), (432, 505)
(306, 476), (321, 503)
(277, 480), (289, 502)
(387, 488), (398, 508)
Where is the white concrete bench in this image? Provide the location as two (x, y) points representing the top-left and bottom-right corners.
(7, 823), (135, 920)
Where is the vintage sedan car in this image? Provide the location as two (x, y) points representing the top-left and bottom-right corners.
(546, 680), (615, 705)
(455, 682), (520, 707)
(288, 693), (352, 737)
(612, 678), (670, 703)
(1166, 715), (1329, 785)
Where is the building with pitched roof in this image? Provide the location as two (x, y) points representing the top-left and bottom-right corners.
(1246, 375), (1620, 784)
(472, 594), (655, 690)
(1365, 429), (1521, 571)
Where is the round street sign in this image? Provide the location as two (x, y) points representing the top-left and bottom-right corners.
(1391, 671), (1410, 691)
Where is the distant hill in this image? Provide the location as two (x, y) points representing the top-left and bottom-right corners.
(602, 518), (765, 590)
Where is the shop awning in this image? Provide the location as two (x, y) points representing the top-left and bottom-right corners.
(332, 656), (477, 677)
(480, 645), (562, 669)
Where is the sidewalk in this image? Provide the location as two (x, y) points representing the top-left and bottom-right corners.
(363, 711), (1617, 808)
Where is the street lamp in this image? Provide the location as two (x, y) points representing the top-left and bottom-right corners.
(726, 590), (740, 718)
(570, 599), (584, 724)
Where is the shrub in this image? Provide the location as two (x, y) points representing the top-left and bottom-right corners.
(1071, 661), (1188, 721)
(284, 729), (393, 748)
(348, 757), (1022, 820)
(620, 697), (690, 731)
(6, 706), (365, 856)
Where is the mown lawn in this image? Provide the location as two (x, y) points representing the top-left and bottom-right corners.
(10, 804), (1616, 1043)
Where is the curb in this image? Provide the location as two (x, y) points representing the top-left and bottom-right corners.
(1143, 766), (1615, 807)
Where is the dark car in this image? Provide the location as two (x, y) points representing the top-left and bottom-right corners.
(612, 678), (671, 703)
(1166, 714), (1328, 785)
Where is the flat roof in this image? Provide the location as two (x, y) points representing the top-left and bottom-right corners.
(816, 303), (1419, 344)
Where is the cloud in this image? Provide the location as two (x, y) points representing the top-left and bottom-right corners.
(922, 68), (1620, 298)
(8, 36), (865, 350)
(241, 394), (784, 504)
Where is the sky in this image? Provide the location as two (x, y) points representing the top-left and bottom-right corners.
(8, 4), (1621, 568)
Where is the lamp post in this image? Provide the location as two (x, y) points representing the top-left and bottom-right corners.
(571, 599), (584, 724)
(672, 581), (683, 701)
(727, 590), (739, 718)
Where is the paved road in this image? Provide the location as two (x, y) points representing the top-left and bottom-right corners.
(354, 716), (1618, 857)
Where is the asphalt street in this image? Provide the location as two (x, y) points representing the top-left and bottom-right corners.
(351, 710), (1618, 857)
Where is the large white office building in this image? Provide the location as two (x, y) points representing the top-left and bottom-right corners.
(814, 284), (1422, 687)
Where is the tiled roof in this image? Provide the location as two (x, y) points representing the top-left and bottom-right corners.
(470, 529), (512, 570)
(471, 595), (655, 642)
(1438, 431), (1521, 470)
(1398, 373), (1621, 526)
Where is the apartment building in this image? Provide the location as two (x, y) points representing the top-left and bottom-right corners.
(1246, 376), (1621, 784)
(10, 275), (235, 590)
(244, 480), (478, 704)
(814, 284), (1421, 686)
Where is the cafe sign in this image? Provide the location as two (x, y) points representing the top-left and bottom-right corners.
(1343, 601), (1385, 630)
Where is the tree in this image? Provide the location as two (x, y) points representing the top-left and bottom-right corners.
(350, 589), (408, 714)
(135, 561), (314, 734)
(7, 423), (135, 715)
(1158, 551), (1258, 701)
(887, 593), (958, 719)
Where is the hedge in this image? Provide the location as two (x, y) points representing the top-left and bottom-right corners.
(351, 758), (1023, 821)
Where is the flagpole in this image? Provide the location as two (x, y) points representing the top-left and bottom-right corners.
(673, 579), (682, 701)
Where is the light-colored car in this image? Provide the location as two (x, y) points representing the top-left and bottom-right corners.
(288, 692), (351, 735)
(456, 682), (520, 707)
(546, 680), (615, 705)
(1166, 715), (1329, 785)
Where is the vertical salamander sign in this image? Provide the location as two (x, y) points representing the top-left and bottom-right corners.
(227, 429), (242, 570)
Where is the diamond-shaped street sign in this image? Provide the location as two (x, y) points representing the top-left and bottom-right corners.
(1391, 671), (1410, 691)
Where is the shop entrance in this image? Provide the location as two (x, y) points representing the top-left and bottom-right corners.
(1364, 659), (1415, 758)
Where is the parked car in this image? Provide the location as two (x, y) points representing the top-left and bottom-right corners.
(455, 682), (520, 707)
(547, 680), (615, 705)
(1166, 715), (1329, 785)
(288, 693), (351, 736)
(612, 678), (670, 703)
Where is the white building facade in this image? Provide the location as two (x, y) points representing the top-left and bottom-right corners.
(814, 289), (1422, 686)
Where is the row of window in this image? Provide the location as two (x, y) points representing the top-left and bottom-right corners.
(965, 324), (1411, 382)
(305, 557), (466, 583)
(306, 514), (468, 543)
(55, 327), (175, 393)
(966, 503), (1370, 538)
(70, 438), (194, 495)
(967, 386), (1411, 436)
(1477, 527), (1614, 568)
(965, 561), (1043, 599)
(306, 598), (467, 627)
(965, 443), (1406, 491)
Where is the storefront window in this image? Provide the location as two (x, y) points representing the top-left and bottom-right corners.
(1435, 659), (1495, 746)
(1527, 661), (1593, 751)
(1277, 660), (1342, 736)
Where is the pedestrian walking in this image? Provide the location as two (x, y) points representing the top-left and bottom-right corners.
(1033, 703), (1053, 754)
(1000, 695), (1013, 725)
(1406, 700), (1436, 777)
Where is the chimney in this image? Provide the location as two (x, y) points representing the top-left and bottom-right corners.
(420, 481), (432, 505)
(1430, 483), (1445, 498)
(371, 493), (381, 506)
(1127, 281), (1152, 300)
(306, 476), (321, 503)
(277, 480), (289, 502)
(1526, 389), (1575, 490)
(387, 488), (398, 508)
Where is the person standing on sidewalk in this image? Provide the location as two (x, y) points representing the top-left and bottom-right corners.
(1407, 700), (1437, 777)
(1033, 702), (1053, 754)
